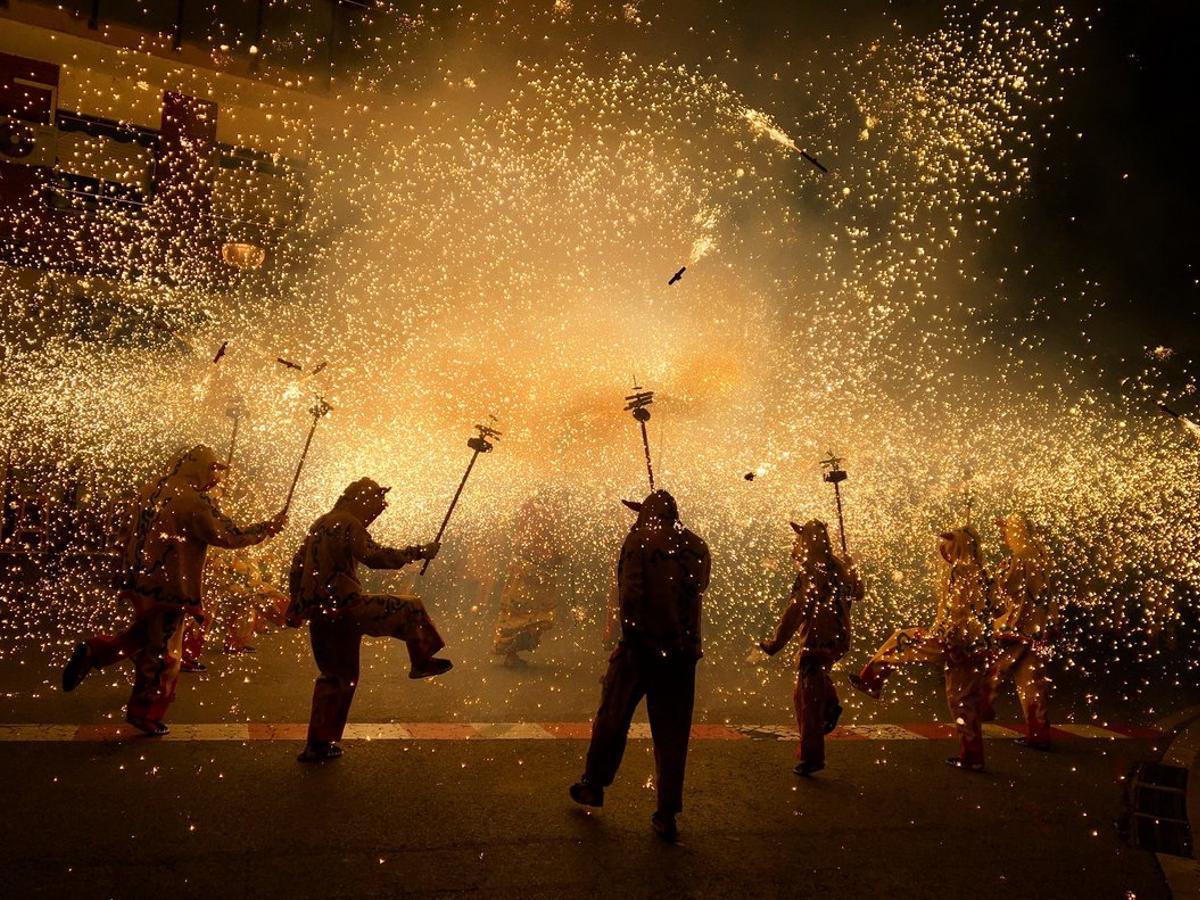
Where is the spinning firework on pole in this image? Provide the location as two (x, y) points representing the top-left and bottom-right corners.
(283, 397), (333, 514)
(820, 451), (849, 555)
(624, 384), (656, 491)
(420, 418), (502, 576)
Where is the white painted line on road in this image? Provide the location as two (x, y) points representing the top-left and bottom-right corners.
(0, 725), (79, 741)
(0, 722), (1163, 742)
(1054, 724), (1133, 739)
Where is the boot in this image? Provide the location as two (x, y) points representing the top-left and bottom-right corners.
(62, 642), (93, 692)
(409, 658), (453, 680)
(569, 779), (604, 808)
(298, 741), (344, 763)
(651, 811), (678, 843)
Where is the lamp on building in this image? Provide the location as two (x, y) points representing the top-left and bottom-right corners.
(220, 241), (266, 270)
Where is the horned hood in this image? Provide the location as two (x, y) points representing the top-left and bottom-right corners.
(334, 477), (390, 524)
(173, 445), (226, 490)
(790, 519), (835, 568)
(621, 489), (680, 530)
(939, 526), (982, 568)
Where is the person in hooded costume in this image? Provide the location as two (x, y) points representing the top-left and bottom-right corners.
(852, 526), (992, 770)
(756, 520), (862, 776)
(493, 494), (564, 667)
(569, 490), (710, 842)
(983, 513), (1055, 750)
(180, 483), (283, 666)
(62, 446), (286, 734)
(288, 477), (450, 763)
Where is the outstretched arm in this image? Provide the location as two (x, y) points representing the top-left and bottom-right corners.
(191, 496), (278, 549)
(760, 575), (808, 656)
(352, 522), (430, 569)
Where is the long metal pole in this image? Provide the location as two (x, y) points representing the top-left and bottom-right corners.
(419, 448), (481, 576)
(833, 480), (847, 555)
(282, 412), (321, 514)
(224, 412), (240, 468)
(639, 420), (655, 491)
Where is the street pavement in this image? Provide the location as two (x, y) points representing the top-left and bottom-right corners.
(0, 609), (1185, 899)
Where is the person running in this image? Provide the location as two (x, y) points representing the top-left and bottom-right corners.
(62, 446), (285, 734)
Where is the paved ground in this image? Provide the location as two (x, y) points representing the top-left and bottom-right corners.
(0, 579), (1190, 898)
(1, 734), (1169, 898)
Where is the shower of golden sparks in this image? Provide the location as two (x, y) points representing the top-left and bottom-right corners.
(0, 2), (1196, 702)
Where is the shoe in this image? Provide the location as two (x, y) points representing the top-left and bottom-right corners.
(126, 715), (169, 736)
(180, 659), (206, 673)
(409, 658), (453, 679)
(944, 757), (984, 772)
(62, 642), (93, 692)
(793, 760), (825, 777)
(651, 811), (678, 843)
(823, 702), (843, 735)
(849, 674), (880, 700)
(569, 780), (604, 808)
(297, 742), (343, 763)
(1015, 737), (1052, 752)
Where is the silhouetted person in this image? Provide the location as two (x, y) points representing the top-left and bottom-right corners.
(852, 526), (992, 771)
(288, 478), (449, 763)
(756, 520), (862, 776)
(570, 490), (710, 842)
(982, 513), (1055, 750)
(493, 494), (562, 667)
(62, 446), (285, 734)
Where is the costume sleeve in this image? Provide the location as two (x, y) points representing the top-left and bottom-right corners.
(686, 540), (710, 650)
(762, 575), (808, 656)
(191, 495), (272, 549)
(351, 521), (424, 569)
(616, 533), (646, 628)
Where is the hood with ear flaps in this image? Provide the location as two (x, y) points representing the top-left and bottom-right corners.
(938, 526), (982, 567)
(173, 445), (226, 488)
(621, 489), (679, 528)
(334, 477), (390, 522)
(790, 519), (834, 566)
(998, 512), (1043, 559)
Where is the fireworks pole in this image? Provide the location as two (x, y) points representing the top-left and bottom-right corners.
(624, 385), (656, 491)
(820, 451), (849, 555)
(283, 397), (332, 515)
(1159, 402), (1200, 441)
(224, 397), (245, 468)
(962, 465), (974, 527)
(420, 419), (502, 576)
